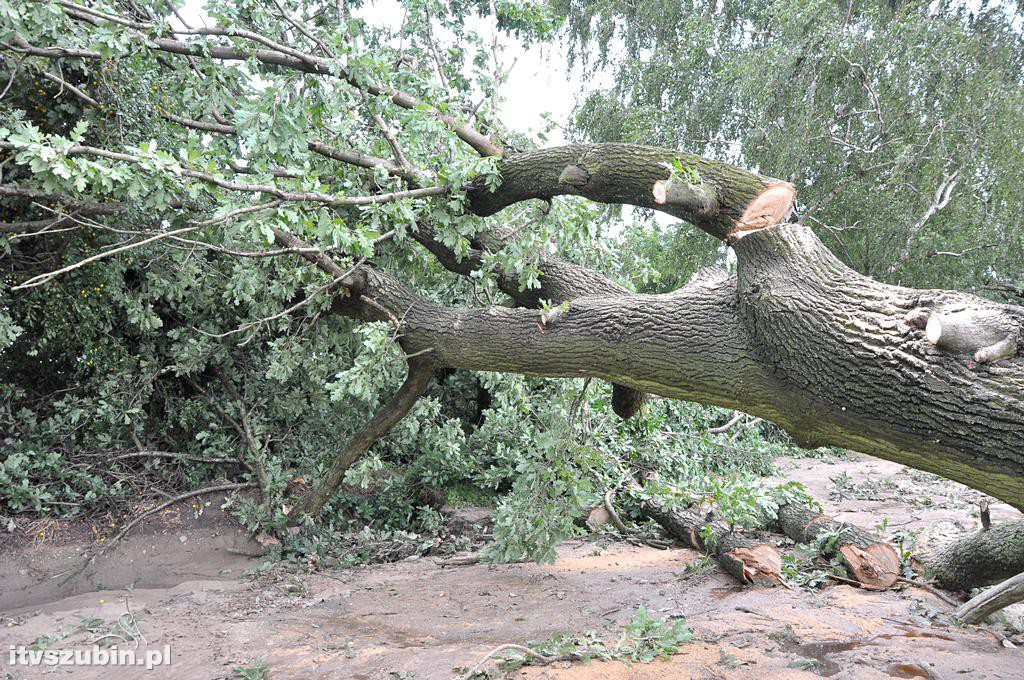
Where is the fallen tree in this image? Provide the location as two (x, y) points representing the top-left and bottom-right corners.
(376, 196), (1024, 510)
(4, 3), (1023, 541)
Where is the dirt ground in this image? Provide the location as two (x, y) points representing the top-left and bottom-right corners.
(2, 452), (1022, 679)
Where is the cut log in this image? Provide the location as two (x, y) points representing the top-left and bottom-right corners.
(927, 520), (1024, 591)
(640, 497), (781, 585)
(777, 503), (900, 590)
(954, 571), (1024, 624)
(728, 182), (797, 237)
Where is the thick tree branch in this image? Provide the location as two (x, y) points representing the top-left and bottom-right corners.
(955, 571), (1024, 624)
(467, 144), (774, 240)
(288, 359), (435, 520)
(928, 521), (1024, 590)
(364, 225), (1024, 509)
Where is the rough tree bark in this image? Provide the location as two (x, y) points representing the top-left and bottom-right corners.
(926, 522), (1024, 591)
(263, 144), (1024, 519)
(376, 223), (1024, 509)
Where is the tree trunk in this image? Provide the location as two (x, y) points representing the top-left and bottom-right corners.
(271, 141), (1024, 515)
(777, 503), (900, 589)
(927, 521), (1024, 591)
(383, 224), (1024, 510)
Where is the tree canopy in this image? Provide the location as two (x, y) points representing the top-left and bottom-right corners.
(563, 0), (1024, 293)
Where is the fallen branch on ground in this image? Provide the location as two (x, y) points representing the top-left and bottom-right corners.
(458, 644), (574, 680)
(897, 577), (962, 608)
(955, 571), (1024, 624)
(108, 482), (257, 552)
(639, 494), (782, 586)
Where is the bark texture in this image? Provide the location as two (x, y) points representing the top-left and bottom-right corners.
(466, 143), (773, 240)
(375, 224), (1024, 509)
(927, 521), (1024, 591)
(275, 141), (1024, 515)
(731, 226), (1024, 506)
(777, 503), (899, 589)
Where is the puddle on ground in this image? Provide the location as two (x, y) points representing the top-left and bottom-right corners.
(877, 625), (955, 642)
(778, 639), (864, 676)
(886, 662), (932, 678)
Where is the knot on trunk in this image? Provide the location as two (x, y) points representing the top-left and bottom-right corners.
(557, 164), (590, 187)
(924, 308), (1020, 364)
(612, 384), (647, 419)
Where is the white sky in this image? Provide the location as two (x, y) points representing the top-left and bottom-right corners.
(353, 0), (607, 145)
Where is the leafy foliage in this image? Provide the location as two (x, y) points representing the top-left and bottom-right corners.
(1, 0), (563, 538)
(490, 604), (693, 673)
(233, 659), (269, 680)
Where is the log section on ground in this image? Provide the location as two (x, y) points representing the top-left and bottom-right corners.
(633, 493), (903, 588)
(638, 496), (782, 585)
(777, 503), (900, 589)
(926, 521), (1024, 591)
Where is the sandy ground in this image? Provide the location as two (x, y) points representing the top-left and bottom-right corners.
(1, 452), (1022, 679)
